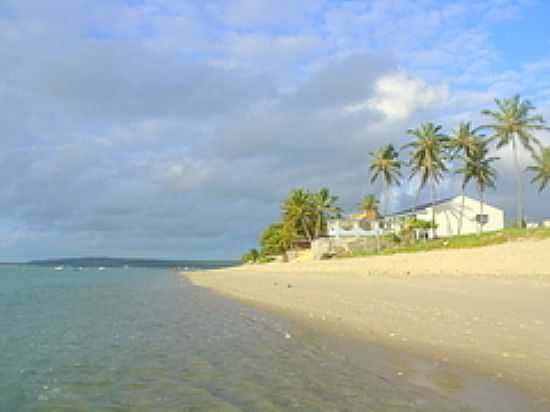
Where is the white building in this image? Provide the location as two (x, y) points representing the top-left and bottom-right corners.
(327, 217), (384, 238)
(328, 195), (505, 239)
(386, 195), (504, 238)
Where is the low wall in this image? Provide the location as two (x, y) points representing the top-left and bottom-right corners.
(311, 237), (390, 260)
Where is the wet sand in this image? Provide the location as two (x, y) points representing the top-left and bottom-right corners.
(186, 238), (550, 403)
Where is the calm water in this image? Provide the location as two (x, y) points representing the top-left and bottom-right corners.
(1, 266), (547, 411)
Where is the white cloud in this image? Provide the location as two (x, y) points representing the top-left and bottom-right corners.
(346, 73), (448, 120)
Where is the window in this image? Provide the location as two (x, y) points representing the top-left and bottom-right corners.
(476, 214), (489, 224)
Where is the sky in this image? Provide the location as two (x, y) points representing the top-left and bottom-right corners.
(1, 0), (550, 261)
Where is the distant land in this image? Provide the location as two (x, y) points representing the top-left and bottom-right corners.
(25, 257), (238, 269)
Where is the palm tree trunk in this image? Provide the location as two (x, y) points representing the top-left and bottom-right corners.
(315, 212), (321, 239)
(383, 182), (389, 235)
(512, 137), (524, 228)
(430, 179), (436, 239)
(458, 188), (465, 236)
(384, 182), (389, 217)
(479, 188), (485, 235)
(301, 219), (312, 242)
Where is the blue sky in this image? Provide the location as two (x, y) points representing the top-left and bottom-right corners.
(1, 0), (549, 260)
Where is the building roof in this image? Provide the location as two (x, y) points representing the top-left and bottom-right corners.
(389, 196), (456, 217)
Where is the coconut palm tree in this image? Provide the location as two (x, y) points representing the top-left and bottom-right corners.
(282, 189), (315, 241)
(448, 122), (482, 159)
(359, 193), (382, 251)
(448, 122), (483, 234)
(402, 123), (449, 238)
(527, 147), (550, 192)
(359, 194), (380, 219)
(312, 188), (341, 238)
(260, 222), (297, 256)
(369, 144), (402, 216)
(481, 95), (547, 227)
(456, 138), (499, 234)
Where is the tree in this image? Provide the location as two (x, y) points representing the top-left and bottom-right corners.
(241, 248), (260, 263)
(282, 189), (315, 241)
(312, 188), (341, 239)
(527, 147), (550, 192)
(481, 95), (547, 227)
(369, 144), (402, 215)
(448, 122), (482, 159)
(260, 223), (296, 255)
(403, 123), (449, 238)
(448, 122), (483, 234)
(359, 194), (380, 218)
(456, 138), (498, 234)
(358, 193), (382, 251)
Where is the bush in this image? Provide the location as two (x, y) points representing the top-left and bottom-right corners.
(241, 248), (260, 264)
(386, 233), (401, 244)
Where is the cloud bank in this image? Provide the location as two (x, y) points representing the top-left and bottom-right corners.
(1, 0), (549, 260)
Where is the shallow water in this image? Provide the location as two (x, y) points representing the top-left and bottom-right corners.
(0, 266), (546, 411)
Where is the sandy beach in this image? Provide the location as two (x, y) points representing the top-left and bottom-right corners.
(187, 238), (550, 400)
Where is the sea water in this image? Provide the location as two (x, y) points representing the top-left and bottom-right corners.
(1, 265), (547, 411)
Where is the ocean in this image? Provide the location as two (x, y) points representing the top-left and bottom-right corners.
(0, 265), (546, 411)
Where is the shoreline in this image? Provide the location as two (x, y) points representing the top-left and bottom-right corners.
(185, 238), (550, 401)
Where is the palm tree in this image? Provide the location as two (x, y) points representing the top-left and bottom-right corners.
(282, 189), (315, 241)
(481, 95), (547, 227)
(448, 122), (483, 234)
(527, 147), (550, 192)
(312, 188), (341, 238)
(260, 222), (297, 256)
(448, 122), (482, 159)
(456, 138), (498, 234)
(359, 194), (380, 219)
(359, 194), (382, 251)
(369, 144), (402, 216)
(403, 123), (449, 238)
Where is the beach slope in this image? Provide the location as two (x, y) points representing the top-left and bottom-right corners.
(186, 238), (550, 398)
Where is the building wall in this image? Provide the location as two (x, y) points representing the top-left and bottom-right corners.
(311, 237), (390, 260)
(427, 196), (504, 237)
(327, 219), (383, 238)
(328, 196), (505, 239)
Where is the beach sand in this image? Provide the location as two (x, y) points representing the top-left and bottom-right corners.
(186, 238), (550, 401)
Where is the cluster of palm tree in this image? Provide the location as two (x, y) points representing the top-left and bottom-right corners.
(369, 95), (549, 234)
(241, 188), (341, 261)
(281, 188), (341, 241)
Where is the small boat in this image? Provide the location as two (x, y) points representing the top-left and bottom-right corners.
(54, 265), (64, 271)
(98, 267), (106, 271)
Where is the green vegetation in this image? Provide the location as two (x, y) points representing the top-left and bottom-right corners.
(449, 122), (484, 235)
(358, 194), (380, 216)
(281, 188), (341, 243)
(527, 147), (550, 192)
(369, 144), (402, 215)
(244, 188), (342, 261)
(456, 138), (499, 234)
(482, 95), (548, 227)
(241, 248), (260, 264)
(341, 227), (550, 258)
(403, 122), (449, 237)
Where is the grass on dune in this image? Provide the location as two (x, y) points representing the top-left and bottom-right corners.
(341, 226), (550, 258)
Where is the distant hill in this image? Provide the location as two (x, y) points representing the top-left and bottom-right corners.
(26, 257), (238, 270)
